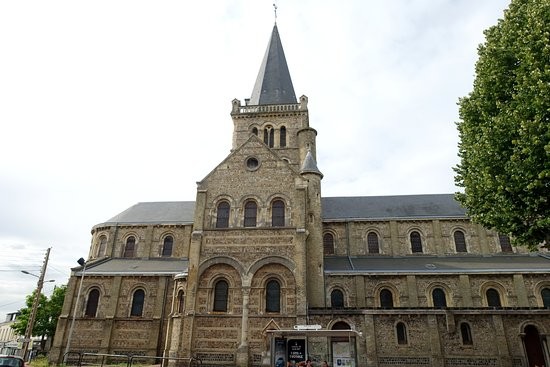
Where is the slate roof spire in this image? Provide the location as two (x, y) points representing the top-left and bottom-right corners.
(249, 24), (297, 105)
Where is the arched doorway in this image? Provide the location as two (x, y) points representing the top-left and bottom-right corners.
(331, 321), (356, 367)
(523, 325), (546, 367)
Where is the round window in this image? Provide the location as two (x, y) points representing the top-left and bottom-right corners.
(246, 157), (259, 170)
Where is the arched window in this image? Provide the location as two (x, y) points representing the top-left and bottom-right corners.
(486, 288), (502, 308)
(331, 289), (344, 309)
(454, 230), (467, 253)
(396, 322), (407, 344)
(432, 288), (447, 308)
(380, 289), (394, 308)
(177, 290), (185, 313)
(410, 231), (423, 253)
(271, 200), (285, 227)
(252, 127), (258, 136)
(279, 126), (287, 147)
(264, 127), (274, 147)
(460, 322), (473, 345)
(97, 236), (107, 257)
(85, 289), (100, 317)
(266, 279), (281, 313)
(216, 201), (230, 228)
(244, 201), (257, 227)
(498, 234), (513, 253)
(367, 232), (380, 254)
(323, 233), (334, 255)
(162, 236), (173, 257)
(123, 236), (136, 258)
(213, 280), (229, 312)
(130, 289), (145, 316)
(542, 288), (550, 308)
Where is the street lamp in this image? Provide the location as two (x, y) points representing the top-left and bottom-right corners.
(64, 257), (87, 362)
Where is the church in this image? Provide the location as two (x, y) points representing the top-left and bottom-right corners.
(50, 23), (550, 367)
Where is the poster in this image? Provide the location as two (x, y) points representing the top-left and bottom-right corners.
(274, 338), (286, 367)
(288, 339), (306, 363)
(332, 341), (355, 367)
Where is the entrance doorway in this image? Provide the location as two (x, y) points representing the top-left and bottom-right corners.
(523, 325), (546, 367)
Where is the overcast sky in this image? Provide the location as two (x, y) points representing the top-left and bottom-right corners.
(0, 0), (511, 321)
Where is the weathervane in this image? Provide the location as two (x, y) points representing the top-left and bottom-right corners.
(273, 2), (278, 23)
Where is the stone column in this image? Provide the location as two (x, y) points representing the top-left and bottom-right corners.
(236, 286), (251, 367)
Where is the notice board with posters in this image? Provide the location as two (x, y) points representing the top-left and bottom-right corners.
(288, 339), (306, 363)
(332, 341), (355, 367)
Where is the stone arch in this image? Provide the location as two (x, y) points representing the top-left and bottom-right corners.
(479, 281), (507, 307)
(248, 256), (295, 276)
(198, 256), (246, 280)
(249, 260), (296, 315)
(363, 228), (383, 254)
(407, 227), (425, 254)
(426, 282), (452, 307)
(374, 283), (400, 307)
(533, 280), (550, 307)
(210, 194), (236, 228)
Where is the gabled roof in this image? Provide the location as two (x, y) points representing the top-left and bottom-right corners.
(322, 194), (466, 221)
(249, 24), (297, 105)
(324, 254), (550, 275)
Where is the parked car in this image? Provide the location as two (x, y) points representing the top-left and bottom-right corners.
(0, 355), (25, 367)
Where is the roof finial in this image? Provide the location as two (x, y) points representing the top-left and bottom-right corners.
(273, 2), (278, 23)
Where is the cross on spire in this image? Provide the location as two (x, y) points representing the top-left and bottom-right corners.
(273, 2), (278, 22)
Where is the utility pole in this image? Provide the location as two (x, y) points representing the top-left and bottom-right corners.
(21, 247), (51, 361)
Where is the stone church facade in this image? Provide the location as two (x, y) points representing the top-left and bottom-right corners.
(50, 24), (550, 367)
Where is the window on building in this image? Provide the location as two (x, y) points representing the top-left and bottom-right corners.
(380, 289), (394, 308)
(271, 200), (285, 227)
(264, 127), (274, 147)
(323, 233), (335, 255)
(432, 288), (447, 308)
(542, 288), (550, 308)
(244, 201), (257, 227)
(216, 201), (230, 228)
(454, 230), (467, 253)
(331, 289), (344, 309)
(367, 232), (380, 254)
(410, 231), (423, 253)
(213, 280), (229, 312)
(486, 288), (502, 308)
(177, 290), (185, 314)
(123, 236), (136, 258)
(97, 236), (107, 257)
(266, 279), (281, 313)
(162, 236), (173, 257)
(396, 322), (408, 344)
(252, 127), (258, 136)
(498, 234), (513, 253)
(460, 322), (473, 345)
(85, 289), (100, 317)
(130, 289), (145, 316)
(280, 126), (287, 147)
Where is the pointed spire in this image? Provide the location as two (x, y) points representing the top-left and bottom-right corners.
(300, 150), (323, 178)
(249, 25), (297, 105)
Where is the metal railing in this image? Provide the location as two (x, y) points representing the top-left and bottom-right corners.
(62, 352), (201, 367)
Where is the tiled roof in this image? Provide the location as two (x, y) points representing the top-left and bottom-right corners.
(93, 201), (195, 228)
(322, 194), (466, 220)
(249, 24), (297, 105)
(324, 254), (550, 274)
(93, 194), (466, 229)
(75, 258), (189, 276)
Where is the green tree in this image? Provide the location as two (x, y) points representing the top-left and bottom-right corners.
(455, 0), (550, 250)
(11, 285), (67, 343)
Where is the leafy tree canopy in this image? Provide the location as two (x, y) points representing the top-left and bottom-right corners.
(455, 0), (550, 250)
(11, 285), (67, 340)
